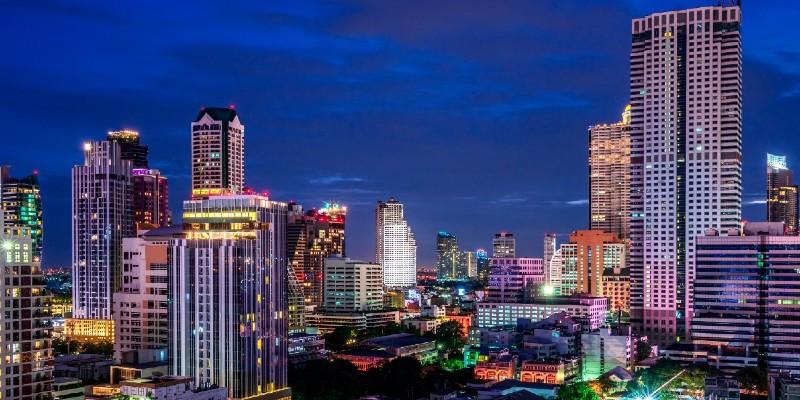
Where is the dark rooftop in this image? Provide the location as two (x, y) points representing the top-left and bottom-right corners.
(361, 333), (434, 348)
(193, 107), (238, 123)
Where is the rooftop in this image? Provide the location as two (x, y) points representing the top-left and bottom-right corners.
(361, 333), (435, 348)
(193, 107), (238, 123)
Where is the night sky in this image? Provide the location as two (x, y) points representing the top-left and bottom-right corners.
(3, 1), (800, 268)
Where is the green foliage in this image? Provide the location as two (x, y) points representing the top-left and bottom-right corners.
(359, 322), (417, 341)
(323, 327), (359, 352)
(626, 359), (714, 400)
(434, 321), (466, 353)
(635, 340), (653, 362)
(556, 381), (601, 400)
(289, 357), (475, 400)
(735, 366), (768, 393)
(52, 337), (113, 356)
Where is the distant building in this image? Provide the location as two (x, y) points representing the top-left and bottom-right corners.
(767, 154), (799, 235)
(305, 311), (400, 334)
(190, 107), (244, 198)
(437, 231), (466, 280)
(476, 248), (490, 283)
(543, 234), (556, 285)
(557, 230), (625, 297)
(72, 140), (133, 321)
(0, 166), (43, 261)
(464, 250), (478, 279)
(107, 129), (149, 168)
(169, 195), (289, 399)
(114, 227), (179, 364)
(477, 295), (607, 331)
(493, 232), (516, 258)
(0, 226), (53, 399)
(693, 222), (800, 374)
(486, 258), (544, 303)
(323, 257), (383, 312)
(375, 198), (417, 288)
(589, 105), (631, 240)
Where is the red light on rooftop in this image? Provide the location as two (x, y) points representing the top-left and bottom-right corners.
(229, 104), (236, 109)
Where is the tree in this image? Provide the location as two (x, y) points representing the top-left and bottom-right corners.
(626, 359), (712, 400)
(635, 340), (653, 362)
(556, 382), (600, 400)
(736, 366), (767, 393)
(289, 359), (364, 400)
(324, 326), (358, 352)
(434, 321), (466, 353)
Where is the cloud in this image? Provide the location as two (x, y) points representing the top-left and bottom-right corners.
(308, 175), (366, 185)
(746, 199), (767, 205)
(565, 199), (589, 206)
(491, 194), (528, 204)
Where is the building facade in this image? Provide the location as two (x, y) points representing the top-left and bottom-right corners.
(543, 234), (557, 285)
(589, 106), (631, 240)
(114, 227), (178, 364)
(559, 230), (625, 297)
(375, 198), (417, 288)
(477, 296), (607, 331)
(0, 226), (53, 400)
(629, 4), (743, 345)
(130, 168), (170, 229)
(693, 222), (800, 374)
(72, 140), (134, 320)
(0, 166), (43, 262)
(108, 129), (149, 169)
(190, 107), (245, 198)
(492, 232), (516, 258)
(323, 257), (383, 312)
(169, 195), (290, 399)
(436, 231), (466, 281)
(486, 258), (544, 303)
(767, 154), (798, 235)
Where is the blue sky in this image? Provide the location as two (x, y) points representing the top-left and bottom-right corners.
(3, 0), (800, 267)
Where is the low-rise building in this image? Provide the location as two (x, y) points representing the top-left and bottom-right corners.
(470, 379), (559, 400)
(475, 353), (517, 382)
(334, 348), (395, 371)
(306, 310), (400, 334)
(288, 332), (326, 365)
(770, 374), (800, 400)
(54, 354), (113, 383)
(705, 377), (740, 400)
(477, 295), (607, 331)
(119, 376), (227, 400)
(361, 333), (437, 364)
(64, 318), (114, 341)
(403, 317), (442, 335)
(581, 325), (632, 381)
(110, 361), (169, 384)
(519, 358), (578, 385)
(52, 377), (84, 400)
(661, 343), (759, 376)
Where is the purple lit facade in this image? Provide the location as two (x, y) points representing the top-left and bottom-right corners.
(486, 257), (545, 303)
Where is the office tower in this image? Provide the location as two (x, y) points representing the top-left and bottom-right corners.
(569, 230), (625, 296)
(436, 231), (465, 280)
(476, 248), (490, 283)
(548, 248), (563, 292)
(589, 106), (631, 239)
(543, 233), (557, 284)
(286, 202), (347, 308)
(602, 267), (631, 314)
(629, 4), (742, 345)
(130, 168), (171, 229)
(693, 222), (800, 374)
(375, 198), (417, 288)
(72, 140), (134, 320)
(0, 166), (43, 262)
(323, 257), (384, 312)
(767, 154), (799, 234)
(191, 107), (244, 198)
(0, 226), (53, 399)
(492, 232), (515, 258)
(170, 194), (290, 399)
(108, 129), (149, 168)
(114, 227), (179, 364)
(463, 251), (478, 278)
(485, 258), (544, 303)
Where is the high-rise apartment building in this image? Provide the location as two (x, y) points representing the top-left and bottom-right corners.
(463, 251), (478, 278)
(191, 107), (244, 198)
(108, 129), (149, 168)
(486, 258), (544, 303)
(0, 166), (43, 262)
(767, 154), (798, 235)
(375, 198), (417, 288)
(323, 257), (384, 313)
(693, 222), (800, 374)
(589, 106), (631, 239)
(569, 230), (625, 296)
(72, 140), (134, 320)
(436, 231), (466, 280)
(629, 4), (742, 345)
(492, 232), (515, 258)
(543, 233), (557, 284)
(0, 226), (53, 399)
(170, 194), (290, 399)
(130, 168), (171, 229)
(476, 248), (490, 283)
(286, 202), (347, 308)
(114, 227), (178, 364)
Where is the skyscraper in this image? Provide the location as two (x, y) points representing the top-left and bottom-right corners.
(436, 231), (465, 281)
(767, 154), (798, 234)
(0, 226), (53, 399)
(628, 4), (742, 345)
(108, 129), (149, 168)
(543, 233), (557, 284)
(191, 107), (244, 198)
(375, 198), (417, 288)
(130, 168), (171, 229)
(476, 248), (490, 284)
(286, 202), (346, 308)
(72, 140), (133, 320)
(323, 257), (384, 312)
(0, 166), (43, 262)
(463, 251), (478, 279)
(170, 194), (290, 399)
(486, 258), (544, 303)
(492, 232), (515, 258)
(589, 105), (631, 239)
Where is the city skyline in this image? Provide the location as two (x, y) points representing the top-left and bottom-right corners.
(5, 1), (800, 268)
